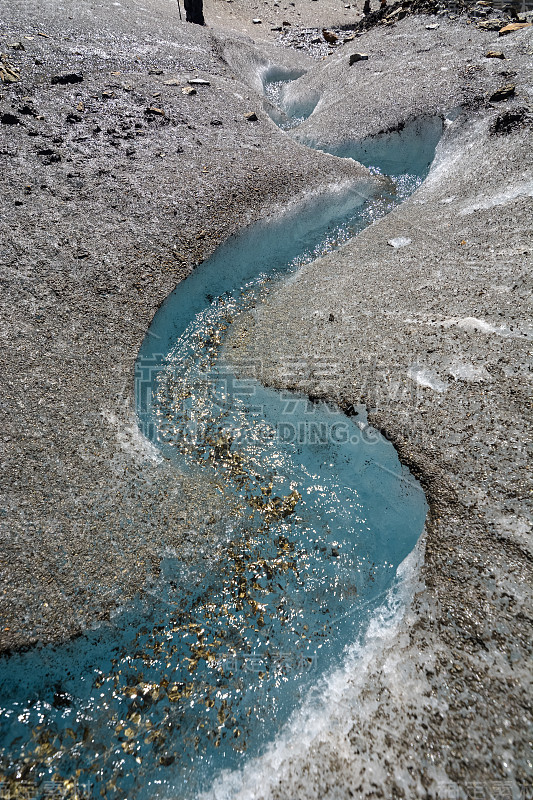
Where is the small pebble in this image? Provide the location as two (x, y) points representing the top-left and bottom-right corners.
(387, 236), (412, 248)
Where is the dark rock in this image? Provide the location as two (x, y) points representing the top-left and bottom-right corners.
(489, 84), (516, 102)
(502, 4), (519, 19)
(18, 104), (38, 117)
(148, 68), (164, 75)
(490, 106), (530, 134)
(322, 29), (339, 43)
(210, 119), (223, 126)
(1, 113), (21, 125)
(349, 52), (369, 64)
(37, 148), (61, 164)
(66, 113), (82, 123)
(51, 73), (84, 85)
(8, 42), (25, 50)
(244, 111), (258, 121)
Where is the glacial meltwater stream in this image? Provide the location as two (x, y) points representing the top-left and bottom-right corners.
(0, 74), (444, 800)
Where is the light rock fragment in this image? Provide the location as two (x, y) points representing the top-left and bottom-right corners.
(499, 22), (532, 35)
(387, 236), (412, 248)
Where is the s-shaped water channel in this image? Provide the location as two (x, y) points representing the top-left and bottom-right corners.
(0, 74), (444, 800)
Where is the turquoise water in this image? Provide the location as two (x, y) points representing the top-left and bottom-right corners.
(0, 95), (440, 799)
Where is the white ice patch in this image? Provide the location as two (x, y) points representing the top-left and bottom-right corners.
(407, 364), (447, 393)
(459, 180), (533, 215)
(70, 46), (110, 59)
(102, 407), (162, 464)
(418, 117), (485, 195)
(406, 315), (532, 339)
(490, 513), (532, 552)
(387, 236), (412, 248)
(452, 317), (527, 337)
(448, 360), (490, 382)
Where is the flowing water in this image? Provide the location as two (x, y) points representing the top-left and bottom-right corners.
(0, 68), (443, 800)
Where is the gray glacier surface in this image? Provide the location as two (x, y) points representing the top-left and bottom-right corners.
(0, 0), (531, 798)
